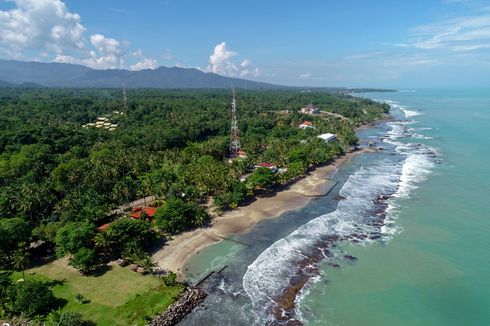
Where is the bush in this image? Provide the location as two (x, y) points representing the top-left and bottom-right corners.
(70, 247), (97, 273)
(47, 310), (94, 326)
(245, 167), (276, 191)
(6, 280), (56, 317)
(154, 199), (208, 235)
(163, 271), (177, 286)
(0, 218), (31, 264)
(55, 222), (95, 258)
(101, 218), (157, 257)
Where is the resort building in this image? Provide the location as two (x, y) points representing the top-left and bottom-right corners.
(83, 116), (119, 130)
(299, 121), (314, 129)
(317, 133), (337, 143)
(300, 104), (320, 115)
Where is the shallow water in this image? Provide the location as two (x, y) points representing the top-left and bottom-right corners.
(181, 88), (490, 325)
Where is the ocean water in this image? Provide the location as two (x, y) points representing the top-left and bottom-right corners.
(180, 88), (490, 325)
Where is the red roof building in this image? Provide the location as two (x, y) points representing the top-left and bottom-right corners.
(254, 163), (278, 172)
(97, 223), (111, 231)
(130, 207), (157, 220)
(299, 120), (314, 129)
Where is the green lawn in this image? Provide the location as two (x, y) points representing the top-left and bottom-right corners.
(11, 259), (183, 325)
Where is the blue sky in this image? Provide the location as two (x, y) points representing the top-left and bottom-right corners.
(1, 0), (490, 87)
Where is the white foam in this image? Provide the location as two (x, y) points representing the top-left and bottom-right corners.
(401, 108), (421, 118)
(242, 161), (403, 319)
(241, 106), (437, 324)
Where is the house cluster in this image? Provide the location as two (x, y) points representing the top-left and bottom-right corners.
(83, 117), (118, 131)
(300, 103), (320, 115)
(83, 111), (123, 131)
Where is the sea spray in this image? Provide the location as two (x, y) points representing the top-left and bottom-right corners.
(243, 106), (437, 324)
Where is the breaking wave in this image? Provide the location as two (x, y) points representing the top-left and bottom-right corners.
(242, 105), (437, 324)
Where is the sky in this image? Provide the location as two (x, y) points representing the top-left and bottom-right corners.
(1, 0), (490, 88)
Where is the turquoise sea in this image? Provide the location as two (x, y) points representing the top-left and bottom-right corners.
(181, 88), (490, 325)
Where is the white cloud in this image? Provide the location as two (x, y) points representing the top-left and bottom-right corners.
(162, 48), (174, 61)
(129, 49), (158, 70)
(130, 57), (158, 70)
(206, 42), (238, 75)
(54, 53), (78, 64)
(0, 0), (85, 53)
(82, 33), (125, 69)
(299, 72), (312, 79)
(0, 0), (161, 70)
(52, 36), (127, 69)
(408, 13), (490, 51)
(205, 42), (260, 77)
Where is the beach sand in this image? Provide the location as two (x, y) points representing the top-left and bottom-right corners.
(152, 148), (373, 277)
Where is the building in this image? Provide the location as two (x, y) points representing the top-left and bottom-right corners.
(237, 150), (247, 158)
(317, 133), (337, 143)
(97, 223), (111, 231)
(130, 207), (157, 220)
(300, 104), (320, 115)
(83, 117), (119, 130)
(299, 121), (314, 129)
(255, 162), (278, 172)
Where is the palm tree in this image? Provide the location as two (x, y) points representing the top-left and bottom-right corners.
(12, 249), (30, 280)
(139, 255), (154, 274)
(94, 230), (114, 256)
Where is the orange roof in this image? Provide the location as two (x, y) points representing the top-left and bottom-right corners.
(98, 223), (111, 231)
(130, 207), (157, 219)
(302, 121), (313, 125)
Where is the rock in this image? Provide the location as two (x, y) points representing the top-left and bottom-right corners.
(115, 258), (127, 266)
(149, 286), (207, 326)
(343, 255), (358, 261)
(129, 264), (138, 272)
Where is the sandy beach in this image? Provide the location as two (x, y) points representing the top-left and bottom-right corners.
(152, 148), (373, 277)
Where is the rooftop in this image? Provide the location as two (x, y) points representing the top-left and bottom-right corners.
(130, 207), (157, 219)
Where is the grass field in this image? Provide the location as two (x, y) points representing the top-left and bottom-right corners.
(12, 259), (183, 325)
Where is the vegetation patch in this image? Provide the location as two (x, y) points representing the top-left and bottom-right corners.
(4, 261), (183, 325)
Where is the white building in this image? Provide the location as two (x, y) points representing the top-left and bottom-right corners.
(317, 133), (337, 143)
(300, 104), (320, 114)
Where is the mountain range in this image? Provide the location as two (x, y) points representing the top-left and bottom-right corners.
(0, 59), (281, 89)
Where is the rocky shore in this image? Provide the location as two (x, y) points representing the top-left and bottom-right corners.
(149, 286), (207, 326)
(269, 189), (395, 325)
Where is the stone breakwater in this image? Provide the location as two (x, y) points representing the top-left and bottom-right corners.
(149, 286), (207, 326)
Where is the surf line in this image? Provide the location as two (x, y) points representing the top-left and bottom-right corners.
(267, 190), (395, 325)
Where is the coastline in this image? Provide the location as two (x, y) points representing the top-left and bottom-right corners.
(152, 147), (374, 278)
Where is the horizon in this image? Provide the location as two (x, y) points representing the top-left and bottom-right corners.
(1, 0), (490, 88)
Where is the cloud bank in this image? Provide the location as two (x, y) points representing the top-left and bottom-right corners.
(0, 0), (157, 70)
(206, 42), (260, 78)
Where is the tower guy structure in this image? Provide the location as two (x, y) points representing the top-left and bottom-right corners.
(229, 88), (241, 157)
(122, 83), (128, 110)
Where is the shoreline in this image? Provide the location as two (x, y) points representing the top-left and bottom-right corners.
(152, 147), (375, 278)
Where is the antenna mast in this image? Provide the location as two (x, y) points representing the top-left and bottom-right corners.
(229, 88), (241, 157)
(122, 83), (128, 110)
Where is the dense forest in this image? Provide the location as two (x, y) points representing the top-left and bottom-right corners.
(0, 88), (388, 320)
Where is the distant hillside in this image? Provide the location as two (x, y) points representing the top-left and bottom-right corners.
(0, 59), (282, 89)
(0, 80), (13, 87)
